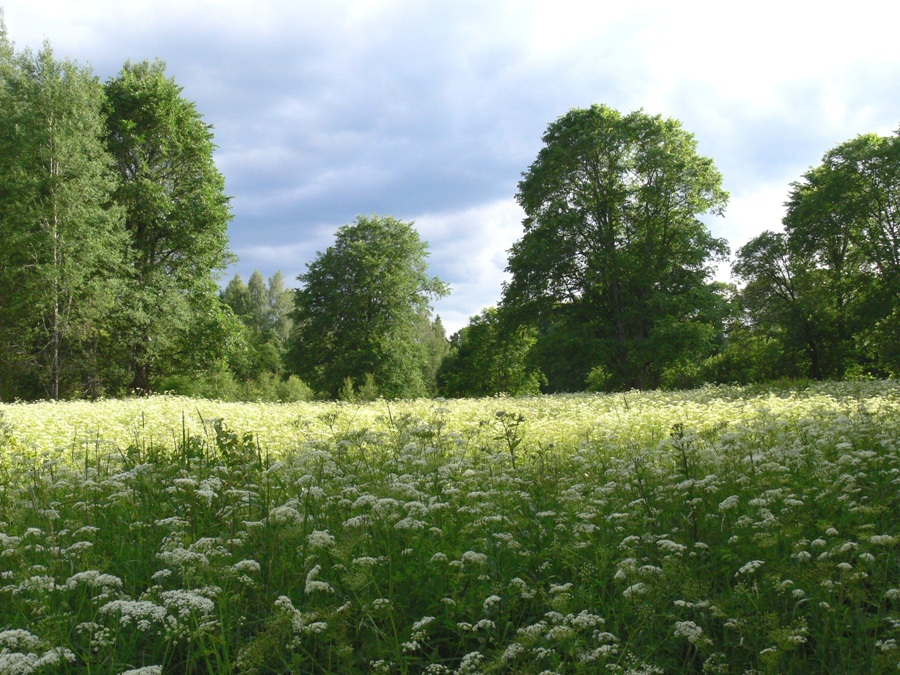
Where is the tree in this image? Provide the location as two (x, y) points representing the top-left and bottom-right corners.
(781, 130), (900, 375)
(501, 105), (729, 390)
(290, 215), (448, 398)
(733, 231), (837, 380)
(104, 59), (233, 393)
(418, 313), (450, 396)
(0, 43), (125, 400)
(221, 270), (295, 381)
(437, 307), (544, 397)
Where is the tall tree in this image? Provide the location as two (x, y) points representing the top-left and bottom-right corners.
(417, 313), (451, 396)
(104, 60), (233, 393)
(781, 130), (900, 375)
(0, 43), (125, 400)
(502, 105), (729, 390)
(291, 215), (448, 398)
(221, 270), (295, 381)
(437, 307), (544, 397)
(733, 231), (837, 379)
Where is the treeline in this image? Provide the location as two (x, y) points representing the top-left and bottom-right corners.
(0, 20), (236, 401)
(445, 106), (900, 395)
(1, 16), (898, 402)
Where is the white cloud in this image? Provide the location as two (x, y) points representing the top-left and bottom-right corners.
(4, 0), (900, 333)
(416, 199), (525, 334)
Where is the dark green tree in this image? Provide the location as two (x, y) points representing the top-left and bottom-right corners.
(291, 215), (448, 399)
(781, 130), (900, 375)
(221, 270), (295, 381)
(0, 42), (125, 400)
(417, 312), (450, 396)
(437, 307), (544, 397)
(733, 231), (837, 380)
(104, 59), (234, 393)
(502, 105), (729, 390)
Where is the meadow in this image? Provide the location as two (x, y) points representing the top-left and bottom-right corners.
(1, 380), (899, 673)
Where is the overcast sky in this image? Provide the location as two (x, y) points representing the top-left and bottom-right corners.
(3, 1), (899, 333)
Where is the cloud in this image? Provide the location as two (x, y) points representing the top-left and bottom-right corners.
(4, 0), (900, 334)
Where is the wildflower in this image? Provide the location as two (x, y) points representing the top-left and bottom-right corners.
(461, 551), (488, 566)
(160, 588), (217, 619)
(307, 529), (335, 549)
(304, 565), (333, 594)
(657, 539), (687, 554)
(718, 495), (740, 511)
(623, 582), (649, 598)
(412, 616), (435, 632)
(394, 517), (427, 530)
(120, 667), (163, 675)
(483, 595), (502, 610)
(456, 651), (485, 674)
(674, 620), (710, 647)
(736, 560), (765, 576)
(99, 599), (168, 631)
(231, 559), (261, 574)
(869, 534), (897, 546)
(268, 505), (302, 525)
(64, 571), (124, 592)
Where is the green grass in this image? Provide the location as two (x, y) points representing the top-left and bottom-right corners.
(1, 381), (900, 673)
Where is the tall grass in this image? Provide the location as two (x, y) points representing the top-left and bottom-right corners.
(0, 381), (899, 672)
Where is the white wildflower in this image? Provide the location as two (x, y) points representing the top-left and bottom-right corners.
(623, 582), (649, 598)
(304, 565), (333, 594)
(869, 534), (897, 546)
(736, 560), (765, 576)
(307, 529), (335, 549)
(674, 620), (709, 647)
(412, 616), (435, 632)
(268, 505), (302, 526)
(461, 551), (488, 566)
(718, 495), (740, 511)
(232, 559), (261, 574)
(483, 595), (502, 610)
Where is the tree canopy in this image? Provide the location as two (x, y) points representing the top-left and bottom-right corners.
(502, 105), (729, 391)
(104, 59), (234, 394)
(291, 215), (448, 399)
(0, 43), (125, 400)
(735, 129), (900, 379)
(3, 9), (900, 402)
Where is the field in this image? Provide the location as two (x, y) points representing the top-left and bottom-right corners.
(1, 381), (900, 673)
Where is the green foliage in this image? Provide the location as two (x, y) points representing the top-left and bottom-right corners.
(0, 42), (126, 400)
(291, 215), (448, 399)
(158, 370), (315, 402)
(502, 104), (729, 391)
(438, 307), (545, 397)
(104, 59), (234, 394)
(735, 128), (900, 382)
(221, 270), (295, 383)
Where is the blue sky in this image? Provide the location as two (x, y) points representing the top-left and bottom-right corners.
(3, 1), (899, 333)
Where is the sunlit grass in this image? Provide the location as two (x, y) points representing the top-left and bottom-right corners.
(1, 380), (899, 672)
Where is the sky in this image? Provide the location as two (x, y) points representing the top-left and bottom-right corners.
(3, 1), (899, 333)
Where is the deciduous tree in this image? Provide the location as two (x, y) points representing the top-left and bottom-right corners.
(291, 215), (448, 398)
(502, 105), (729, 390)
(104, 59), (233, 393)
(0, 43), (125, 400)
(437, 307), (543, 397)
